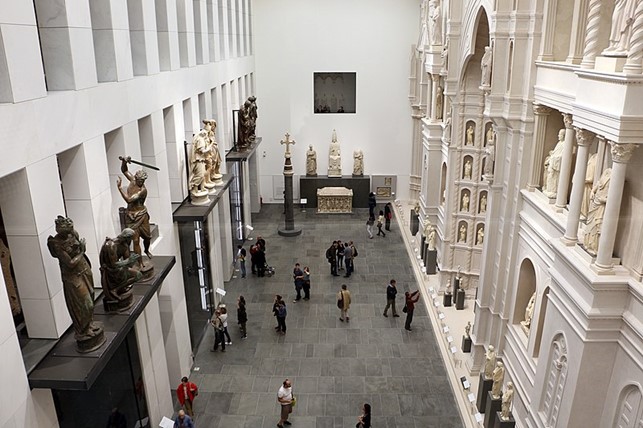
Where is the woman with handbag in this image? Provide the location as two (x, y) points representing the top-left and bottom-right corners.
(337, 284), (352, 322)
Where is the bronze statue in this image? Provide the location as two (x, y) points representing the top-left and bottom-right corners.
(117, 156), (153, 273)
(100, 228), (143, 312)
(248, 95), (258, 143)
(47, 216), (105, 352)
(237, 96), (258, 150)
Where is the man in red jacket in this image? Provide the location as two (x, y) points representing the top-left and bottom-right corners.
(176, 376), (199, 417)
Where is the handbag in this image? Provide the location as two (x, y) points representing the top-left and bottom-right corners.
(290, 394), (296, 407)
(337, 291), (344, 309)
(402, 305), (408, 313)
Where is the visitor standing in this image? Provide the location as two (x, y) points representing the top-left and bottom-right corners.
(277, 379), (294, 428)
(276, 301), (287, 334)
(292, 263), (304, 302)
(302, 266), (311, 300)
(404, 290), (421, 331)
(210, 309), (226, 352)
(356, 403), (372, 428)
(338, 284), (352, 322)
(237, 295), (247, 339)
(174, 410), (194, 428)
(383, 279), (399, 317)
(384, 203), (393, 231)
(366, 215), (375, 239)
(377, 210), (386, 237)
(326, 241), (339, 276)
(236, 245), (246, 278)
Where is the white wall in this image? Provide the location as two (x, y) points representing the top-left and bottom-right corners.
(253, 0), (420, 202)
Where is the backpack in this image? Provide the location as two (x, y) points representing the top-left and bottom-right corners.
(278, 305), (287, 317)
(351, 245), (358, 257)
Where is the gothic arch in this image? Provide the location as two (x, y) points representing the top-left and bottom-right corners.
(540, 333), (568, 427)
(513, 257), (537, 324)
(613, 384), (643, 428)
(458, 5), (493, 85)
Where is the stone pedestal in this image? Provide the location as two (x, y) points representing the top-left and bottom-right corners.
(456, 289), (465, 310)
(484, 392), (502, 428)
(279, 165), (302, 236)
(453, 276), (461, 295)
(462, 335), (472, 352)
(477, 373), (493, 412)
(425, 249), (437, 274)
(493, 414), (516, 428)
(443, 292), (452, 307)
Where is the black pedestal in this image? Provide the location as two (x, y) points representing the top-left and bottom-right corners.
(484, 392), (502, 428)
(477, 373), (493, 412)
(493, 413), (516, 428)
(420, 236), (426, 259)
(462, 335), (472, 352)
(425, 249), (437, 274)
(453, 276), (461, 295)
(443, 292), (452, 307)
(456, 289), (465, 310)
(410, 210), (419, 236)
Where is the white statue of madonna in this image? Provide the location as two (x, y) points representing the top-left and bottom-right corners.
(328, 130), (342, 177)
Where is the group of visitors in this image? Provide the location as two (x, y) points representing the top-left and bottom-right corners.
(367, 194), (393, 239)
(292, 263), (311, 302)
(210, 295), (247, 352)
(248, 235), (267, 277)
(325, 240), (358, 277)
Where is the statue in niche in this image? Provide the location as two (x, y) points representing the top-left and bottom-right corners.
(429, 0), (442, 46)
(306, 144), (317, 176)
(417, 0), (429, 49)
(0, 239), (20, 316)
(352, 150), (364, 176)
(458, 224), (467, 243)
(237, 99), (252, 150)
(463, 159), (472, 179)
(100, 228), (143, 312)
(481, 46), (493, 87)
(479, 194), (487, 213)
(477, 227), (484, 245)
(543, 129), (566, 198)
(189, 130), (211, 205)
(48, 216), (105, 352)
(461, 192), (469, 211)
(466, 124), (474, 146)
(520, 291), (536, 334)
(328, 130), (342, 177)
(604, 0), (637, 56)
(491, 362), (505, 399)
(464, 321), (471, 338)
(443, 111), (452, 142)
(484, 345), (497, 378)
(204, 120), (223, 186)
(117, 156), (153, 273)
(581, 153), (598, 220)
(441, 39), (449, 70)
(501, 382), (515, 420)
(584, 168), (611, 256)
(248, 96), (258, 143)
(435, 86), (443, 120)
(484, 130), (496, 176)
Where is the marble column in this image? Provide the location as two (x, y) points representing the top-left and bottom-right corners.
(594, 143), (636, 271)
(580, 0), (602, 69)
(562, 128), (594, 245)
(528, 104), (553, 190)
(623, 1), (643, 74)
(555, 114), (575, 209)
(278, 134), (302, 237)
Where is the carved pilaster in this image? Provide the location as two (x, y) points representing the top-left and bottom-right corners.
(580, 0), (602, 69)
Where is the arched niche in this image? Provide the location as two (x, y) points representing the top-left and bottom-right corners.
(513, 257), (537, 325)
(478, 190), (488, 213)
(460, 188), (471, 212)
(464, 120), (476, 146)
(483, 122), (493, 147)
(457, 220), (468, 244)
(613, 385), (643, 428)
(462, 155), (473, 180)
(440, 162), (447, 206)
(475, 223), (484, 246)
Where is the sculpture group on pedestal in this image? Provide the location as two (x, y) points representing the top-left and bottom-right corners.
(501, 382), (515, 421)
(491, 361), (505, 399)
(237, 96), (258, 150)
(464, 321), (471, 337)
(484, 345), (497, 378)
(424, 220), (436, 250)
(584, 168), (611, 255)
(204, 119), (223, 186)
(189, 120), (223, 205)
(48, 216), (106, 353)
(117, 156), (153, 274)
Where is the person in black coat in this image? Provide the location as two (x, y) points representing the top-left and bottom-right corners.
(356, 403), (371, 428)
(384, 203), (392, 231)
(237, 295), (247, 339)
(368, 192), (377, 217)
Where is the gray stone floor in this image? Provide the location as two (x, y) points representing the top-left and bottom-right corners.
(182, 205), (463, 427)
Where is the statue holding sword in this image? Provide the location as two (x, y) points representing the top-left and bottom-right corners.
(117, 156), (157, 273)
